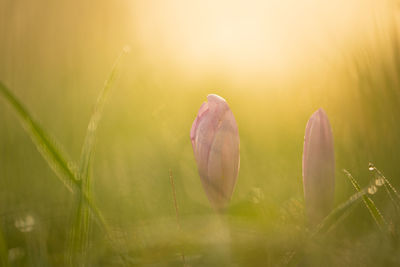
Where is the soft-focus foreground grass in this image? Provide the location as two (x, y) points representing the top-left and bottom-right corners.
(1, 0), (400, 266)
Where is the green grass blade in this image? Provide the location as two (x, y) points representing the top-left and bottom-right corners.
(68, 48), (129, 266)
(0, 80), (127, 264)
(0, 81), (79, 191)
(324, 200), (359, 235)
(369, 164), (400, 213)
(0, 225), (8, 267)
(373, 165), (400, 202)
(0, 81), (107, 221)
(383, 183), (400, 213)
(286, 188), (366, 266)
(79, 48), (127, 183)
(343, 169), (386, 230)
(312, 189), (366, 237)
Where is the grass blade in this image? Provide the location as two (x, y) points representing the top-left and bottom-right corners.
(324, 200), (358, 235)
(0, 80), (127, 264)
(369, 164), (400, 214)
(68, 47), (129, 266)
(79, 48), (128, 183)
(169, 169), (186, 265)
(0, 81), (78, 191)
(343, 169), (386, 230)
(312, 189), (366, 237)
(372, 164), (400, 202)
(285, 187), (366, 266)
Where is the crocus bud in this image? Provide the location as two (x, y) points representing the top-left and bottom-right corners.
(190, 94), (240, 212)
(302, 108), (335, 224)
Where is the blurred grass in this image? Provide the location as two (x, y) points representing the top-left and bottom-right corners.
(1, 0), (400, 266)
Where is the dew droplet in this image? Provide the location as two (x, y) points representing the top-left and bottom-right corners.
(8, 247), (25, 262)
(68, 161), (78, 174)
(368, 185), (378, 195)
(375, 177), (385, 186)
(88, 120), (96, 131)
(123, 45), (131, 53)
(249, 187), (264, 204)
(368, 163), (375, 171)
(14, 214), (35, 233)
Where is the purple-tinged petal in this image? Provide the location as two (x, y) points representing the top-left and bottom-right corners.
(190, 102), (209, 151)
(205, 109), (240, 211)
(190, 94), (240, 212)
(302, 108), (335, 224)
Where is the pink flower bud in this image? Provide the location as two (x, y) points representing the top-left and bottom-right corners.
(190, 94), (240, 211)
(302, 108), (335, 224)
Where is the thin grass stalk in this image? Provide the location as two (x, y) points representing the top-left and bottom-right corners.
(68, 47), (128, 266)
(383, 182), (400, 214)
(285, 188), (367, 266)
(373, 165), (400, 202)
(312, 189), (366, 237)
(343, 169), (386, 230)
(0, 81), (78, 191)
(169, 169), (186, 266)
(0, 80), (126, 264)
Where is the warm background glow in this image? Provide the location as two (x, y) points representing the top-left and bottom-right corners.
(133, 0), (393, 82)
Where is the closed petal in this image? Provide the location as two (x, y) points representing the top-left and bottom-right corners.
(192, 95), (230, 179)
(194, 113), (217, 178)
(190, 94), (240, 212)
(303, 108), (335, 224)
(190, 102), (209, 151)
(204, 110), (240, 211)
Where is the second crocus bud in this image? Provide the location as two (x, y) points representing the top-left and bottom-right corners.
(302, 108), (335, 225)
(190, 94), (240, 212)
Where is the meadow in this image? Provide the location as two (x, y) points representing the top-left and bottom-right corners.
(1, 0), (400, 266)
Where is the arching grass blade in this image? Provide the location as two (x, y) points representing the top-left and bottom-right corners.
(285, 188), (366, 266)
(0, 81), (78, 191)
(0, 80), (126, 264)
(343, 169), (386, 230)
(372, 164), (400, 203)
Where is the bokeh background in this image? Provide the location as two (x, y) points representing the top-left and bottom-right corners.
(1, 0), (400, 266)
